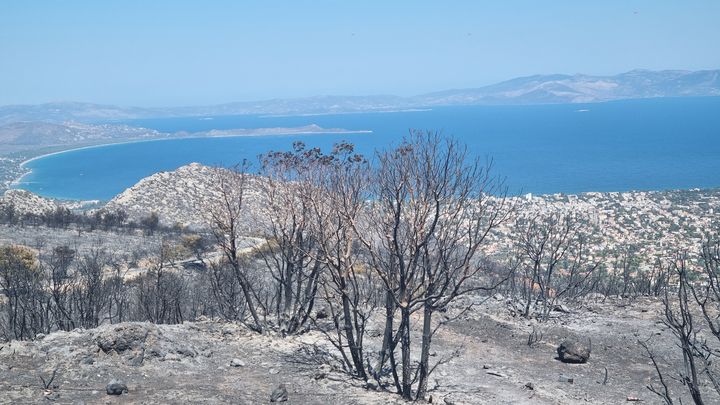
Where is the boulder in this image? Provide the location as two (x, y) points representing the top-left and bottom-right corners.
(230, 358), (245, 367)
(106, 379), (128, 395)
(558, 374), (574, 383)
(174, 345), (197, 358)
(270, 384), (288, 402)
(95, 323), (154, 354)
(163, 353), (181, 362)
(557, 339), (591, 363)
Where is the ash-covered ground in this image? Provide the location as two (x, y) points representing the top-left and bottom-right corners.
(1, 294), (712, 404)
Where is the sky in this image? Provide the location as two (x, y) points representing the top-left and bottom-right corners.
(1, 1), (719, 107)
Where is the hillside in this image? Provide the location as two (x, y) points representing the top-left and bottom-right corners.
(101, 163), (720, 266)
(417, 69), (720, 105)
(0, 121), (165, 153)
(6, 162), (719, 267)
(104, 163), (266, 230)
(1, 69), (717, 125)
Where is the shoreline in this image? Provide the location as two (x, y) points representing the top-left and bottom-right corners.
(258, 108), (433, 118)
(18, 128), (373, 168)
(11, 128), (374, 190)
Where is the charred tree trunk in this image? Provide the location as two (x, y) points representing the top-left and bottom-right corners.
(416, 301), (433, 399)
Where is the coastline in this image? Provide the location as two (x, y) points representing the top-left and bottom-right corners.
(11, 127), (374, 190)
(258, 108), (433, 118)
(18, 128), (373, 168)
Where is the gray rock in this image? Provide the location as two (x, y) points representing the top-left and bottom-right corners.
(313, 364), (331, 379)
(270, 384), (288, 402)
(80, 356), (95, 365)
(315, 308), (328, 319)
(146, 346), (166, 359)
(35, 333), (46, 340)
(95, 324), (153, 354)
(106, 379), (128, 395)
(128, 352), (144, 366)
(558, 374), (574, 383)
(163, 353), (181, 362)
(44, 391), (60, 401)
(230, 358), (245, 367)
(557, 339), (591, 363)
(175, 345), (197, 358)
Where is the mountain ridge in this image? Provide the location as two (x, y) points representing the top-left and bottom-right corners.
(1, 69), (718, 124)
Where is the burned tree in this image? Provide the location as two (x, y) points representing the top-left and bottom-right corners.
(643, 241), (720, 405)
(255, 144), (325, 335)
(135, 239), (187, 324)
(70, 247), (119, 328)
(354, 131), (511, 399)
(512, 211), (600, 320)
(298, 142), (378, 379)
(47, 245), (76, 331)
(0, 245), (49, 340)
(207, 163), (263, 332)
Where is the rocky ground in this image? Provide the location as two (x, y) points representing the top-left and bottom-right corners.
(1, 294), (715, 404)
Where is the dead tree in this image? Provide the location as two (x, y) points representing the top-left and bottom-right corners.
(513, 211), (600, 320)
(617, 245), (641, 297)
(663, 256), (705, 404)
(0, 245), (49, 340)
(207, 163), (263, 332)
(206, 258), (246, 321)
(256, 144), (325, 335)
(690, 237), (720, 396)
(642, 235), (720, 405)
(354, 131), (512, 399)
(71, 247), (115, 329)
(302, 142), (376, 380)
(47, 245), (76, 331)
(644, 255), (707, 404)
(692, 237), (720, 343)
(135, 239), (187, 324)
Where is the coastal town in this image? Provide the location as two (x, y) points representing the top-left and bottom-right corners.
(497, 188), (719, 266)
(2, 161), (716, 273)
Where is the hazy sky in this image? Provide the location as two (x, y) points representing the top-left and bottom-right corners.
(1, 1), (719, 107)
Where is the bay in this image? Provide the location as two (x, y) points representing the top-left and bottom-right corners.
(14, 97), (720, 201)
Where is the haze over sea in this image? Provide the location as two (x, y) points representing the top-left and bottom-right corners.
(14, 97), (720, 201)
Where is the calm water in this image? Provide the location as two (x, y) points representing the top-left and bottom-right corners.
(14, 97), (720, 201)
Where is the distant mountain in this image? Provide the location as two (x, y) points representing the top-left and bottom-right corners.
(0, 121), (164, 146)
(0, 102), (154, 125)
(417, 69), (720, 105)
(1, 69), (718, 125)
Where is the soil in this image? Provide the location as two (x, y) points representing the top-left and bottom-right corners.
(1, 294), (716, 404)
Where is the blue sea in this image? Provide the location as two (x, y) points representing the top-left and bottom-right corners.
(14, 97), (720, 201)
